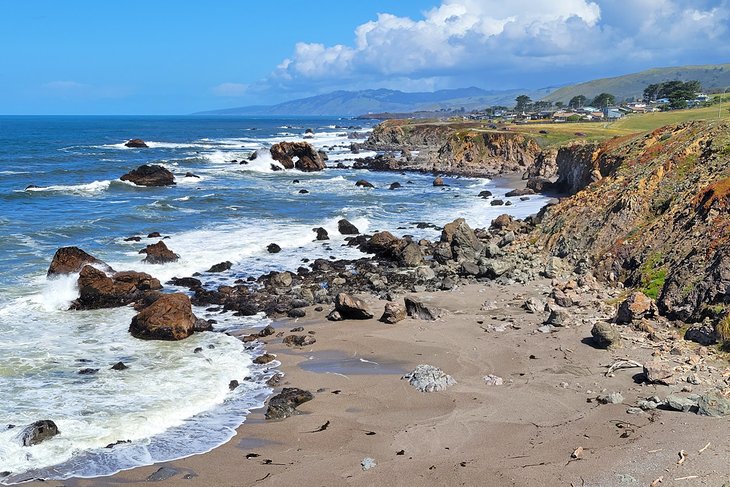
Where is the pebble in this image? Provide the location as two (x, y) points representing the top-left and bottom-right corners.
(361, 457), (377, 471)
(483, 374), (503, 386)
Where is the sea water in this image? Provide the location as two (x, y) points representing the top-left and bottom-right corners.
(0, 115), (548, 482)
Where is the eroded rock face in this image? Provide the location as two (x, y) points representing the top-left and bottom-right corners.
(141, 241), (179, 264)
(269, 141), (325, 171)
(47, 247), (112, 277)
(265, 388), (314, 420)
(120, 164), (175, 186)
(334, 293), (373, 319)
(129, 293), (196, 340)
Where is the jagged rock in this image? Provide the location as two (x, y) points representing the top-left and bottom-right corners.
(335, 293), (373, 319)
(120, 164), (175, 186)
(380, 302), (406, 324)
(207, 261), (232, 273)
(543, 256), (563, 279)
(481, 259), (513, 278)
(141, 241), (179, 264)
(265, 388), (314, 420)
(551, 288), (574, 308)
(269, 141), (325, 171)
(490, 214), (513, 230)
(433, 242), (453, 264)
(111, 362), (128, 370)
(616, 292), (655, 324)
(402, 364), (456, 392)
(665, 394), (699, 412)
(47, 247), (112, 277)
(643, 362), (674, 385)
(684, 324), (718, 345)
(461, 261), (480, 276)
(545, 308), (570, 327)
(20, 420), (59, 446)
(483, 374), (504, 386)
(194, 318), (213, 332)
(168, 277), (202, 289)
(267, 243), (281, 253)
(283, 334), (316, 347)
(313, 227), (329, 240)
(404, 297), (439, 321)
(355, 179), (375, 188)
(337, 219), (360, 235)
(124, 139), (148, 148)
(129, 293), (196, 341)
(72, 266), (161, 310)
(697, 393), (730, 417)
(522, 297), (542, 313)
(441, 218), (483, 261)
(591, 322), (622, 349)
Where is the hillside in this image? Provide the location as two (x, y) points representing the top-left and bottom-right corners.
(543, 63), (730, 103)
(196, 86), (557, 116)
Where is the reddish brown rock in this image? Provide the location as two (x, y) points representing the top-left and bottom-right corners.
(141, 241), (179, 264)
(269, 141), (325, 171)
(129, 293), (196, 340)
(380, 302), (406, 324)
(72, 266), (162, 310)
(334, 293), (373, 319)
(47, 247), (112, 277)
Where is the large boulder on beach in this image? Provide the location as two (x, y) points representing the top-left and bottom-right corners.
(269, 141), (325, 172)
(72, 266), (162, 310)
(124, 139), (148, 148)
(20, 420), (59, 446)
(120, 164), (175, 186)
(265, 388), (314, 420)
(141, 241), (179, 264)
(47, 246), (112, 277)
(440, 218), (483, 261)
(335, 293), (373, 319)
(129, 293), (196, 340)
(616, 292), (656, 324)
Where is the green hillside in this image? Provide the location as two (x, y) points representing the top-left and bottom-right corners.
(543, 63), (730, 103)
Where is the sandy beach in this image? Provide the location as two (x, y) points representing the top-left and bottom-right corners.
(46, 274), (730, 487)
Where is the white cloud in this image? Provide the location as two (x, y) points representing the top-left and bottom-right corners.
(266, 0), (730, 92)
(212, 82), (249, 97)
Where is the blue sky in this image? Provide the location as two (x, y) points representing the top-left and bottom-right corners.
(1, 0), (729, 114)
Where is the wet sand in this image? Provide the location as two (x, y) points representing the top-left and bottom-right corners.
(49, 277), (730, 487)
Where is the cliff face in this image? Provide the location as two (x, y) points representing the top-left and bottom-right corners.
(363, 120), (542, 176)
(533, 121), (730, 322)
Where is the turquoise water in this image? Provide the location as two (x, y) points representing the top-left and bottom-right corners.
(0, 116), (548, 482)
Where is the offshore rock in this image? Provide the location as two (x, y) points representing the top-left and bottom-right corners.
(269, 141), (325, 171)
(47, 246), (113, 277)
(124, 139), (148, 148)
(20, 420), (59, 446)
(338, 219), (360, 235)
(72, 266), (162, 310)
(120, 164), (175, 186)
(141, 241), (179, 264)
(129, 293), (196, 341)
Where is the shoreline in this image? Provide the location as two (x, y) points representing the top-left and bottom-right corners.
(47, 276), (730, 486)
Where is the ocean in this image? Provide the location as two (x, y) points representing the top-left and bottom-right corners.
(0, 115), (548, 482)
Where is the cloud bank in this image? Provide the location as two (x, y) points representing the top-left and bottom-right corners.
(265, 0), (730, 93)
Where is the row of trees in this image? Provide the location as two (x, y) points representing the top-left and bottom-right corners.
(643, 80), (702, 109)
(514, 93), (616, 111)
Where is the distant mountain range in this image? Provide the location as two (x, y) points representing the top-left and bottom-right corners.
(195, 86), (558, 117)
(543, 63), (730, 103)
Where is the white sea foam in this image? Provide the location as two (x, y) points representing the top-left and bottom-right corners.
(23, 180), (112, 195)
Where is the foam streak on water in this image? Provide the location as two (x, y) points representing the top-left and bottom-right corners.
(0, 115), (548, 482)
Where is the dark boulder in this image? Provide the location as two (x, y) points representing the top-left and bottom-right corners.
(313, 227), (329, 240)
(141, 241), (179, 264)
(47, 246), (112, 277)
(389, 182), (402, 190)
(207, 261), (232, 273)
(283, 334), (316, 347)
(338, 219), (359, 235)
(267, 243), (282, 253)
(505, 188), (535, 197)
(71, 266), (162, 310)
(265, 388), (314, 420)
(380, 302), (406, 324)
(404, 297), (439, 321)
(478, 190), (493, 198)
(124, 139), (148, 148)
(356, 179), (375, 188)
(616, 292), (655, 324)
(433, 177), (447, 187)
(20, 420), (59, 446)
(120, 164), (175, 187)
(269, 141), (325, 171)
(129, 293), (196, 341)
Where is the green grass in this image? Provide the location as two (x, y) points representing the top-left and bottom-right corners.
(639, 252), (667, 300)
(613, 101), (730, 132)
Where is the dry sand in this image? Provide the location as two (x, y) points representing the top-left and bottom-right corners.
(44, 278), (730, 487)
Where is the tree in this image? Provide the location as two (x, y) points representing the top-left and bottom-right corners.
(591, 93), (616, 108)
(568, 95), (587, 109)
(533, 100), (553, 111)
(515, 95), (532, 112)
(555, 101), (565, 109)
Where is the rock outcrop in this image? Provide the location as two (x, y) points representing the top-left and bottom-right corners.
(124, 139), (148, 148)
(265, 388), (314, 420)
(71, 265), (162, 310)
(270, 141), (325, 171)
(141, 241), (179, 264)
(47, 247), (112, 277)
(120, 165), (175, 186)
(129, 293), (196, 340)
(20, 420), (59, 446)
